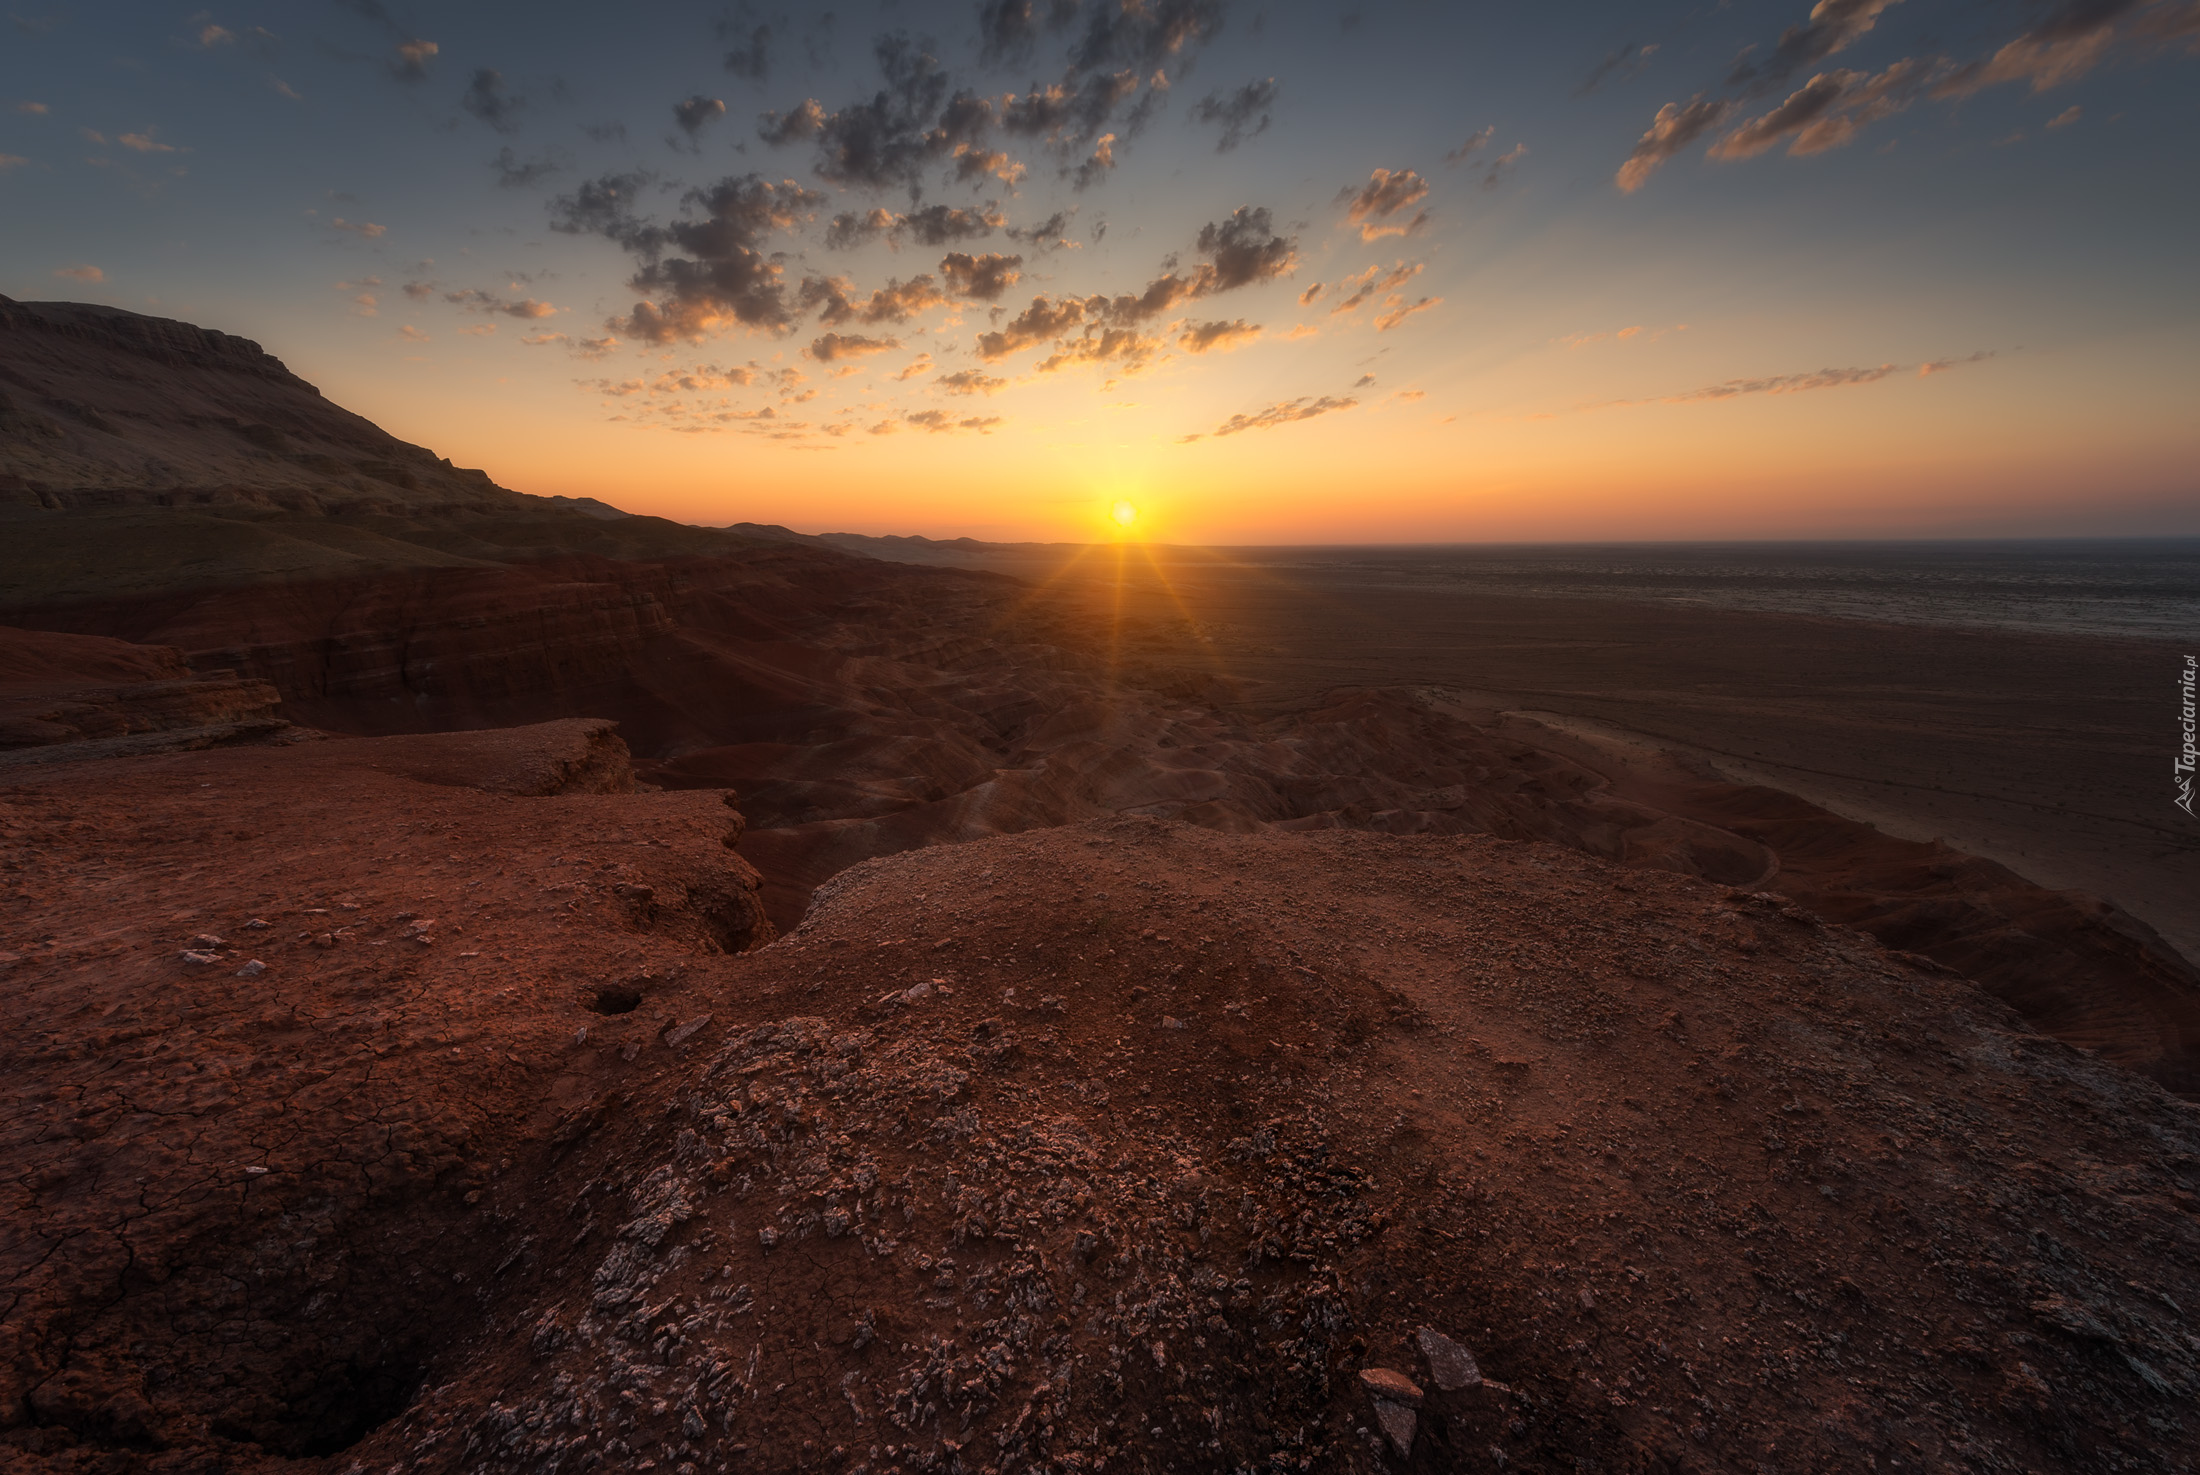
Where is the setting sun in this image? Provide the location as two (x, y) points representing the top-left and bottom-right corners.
(1112, 501), (1140, 529)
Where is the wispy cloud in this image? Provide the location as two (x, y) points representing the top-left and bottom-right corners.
(1183, 393), (1359, 441)
(53, 263), (103, 282)
(1340, 167), (1429, 241)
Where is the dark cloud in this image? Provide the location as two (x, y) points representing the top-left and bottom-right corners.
(1068, 0), (1223, 75)
(808, 332), (901, 361)
(1298, 281), (1324, 306)
(1577, 42), (1659, 95)
(940, 251), (1024, 299)
(1005, 209), (1079, 251)
(549, 170), (659, 247)
(801, 273), (950, 325)
(758, 99), (826, 145)
(999, 70), (1140, 147)
(1195, 205), (1295, 291)
(584, 121), (628, 143)
(1614, 97), (1732, 192)
(491, 146), (566, 188)
(722, 22), (772, 80)
(461, 68), (525, 133)
(674, 96), (727, 136)
(977, 294), (1087, 358)
(553, 171), (825, 343)
(824, 207), (898, 250)
(976, 0), (1079, 64)
(952, 144), (1027, 185)
(936, 368), (1007, 394)
(1178, 317), (1259, 352)
(899, 202), (1006, 245)
(758, 34), (996, 194)
(1729, 0), (1904, 88)
(1185, 393), (1358, 441)
(1340, 167), (1428, 241)
(1189, 77), (1275, 150)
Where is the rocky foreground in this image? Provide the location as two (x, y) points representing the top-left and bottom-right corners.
(4, 723), (2198, 1474)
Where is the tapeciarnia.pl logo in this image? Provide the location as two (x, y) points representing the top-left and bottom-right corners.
(2179, 654), (2197, 818)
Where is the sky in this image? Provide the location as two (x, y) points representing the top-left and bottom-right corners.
(3, 0), (2198, 544)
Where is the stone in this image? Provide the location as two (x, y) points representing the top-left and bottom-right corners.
(901, 980), (934, 1004)
(665, 1014), (713, 1048)
(179, 950), (220, 966)
(192, 933), (227, 948)
(233, 960), (266, 978)
(1370, 1398), (1417, 1456)
(1359, 1367), (1423, 1408)
(1415, 1326), (1482, 1391)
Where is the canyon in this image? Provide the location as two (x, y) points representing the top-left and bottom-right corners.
(3, 296), (2198, 1472)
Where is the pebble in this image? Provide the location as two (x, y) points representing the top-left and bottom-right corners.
(233, 960), (266, 978)
(179, 950), (221, 966)
(1415, 1327), (1481, 1391)
(1370, 1399), (1417, 1456)
(192, 933), (227, 949)
(1359, 1367), (1423, 1408)
(665, 1014), (713, 1048)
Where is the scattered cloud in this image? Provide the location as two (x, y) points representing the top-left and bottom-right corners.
(1578, 43), (1660, 95)
(905, 409), (1002, 433)
(331, 217), (386, 237)
(396, 324), (429, 343)
(721, 18), (771, 80)
(552, 170), (825, 343)
(952, 142), (1027, 185)
(1331, 261), (1421, 315)
(16, 101), (49, 114)
(196, 23), (233, 46)
(2047, 104), (2083, 127)
(460, 68), (524, 133)
(1394, 389), (1426, 402)
(1710, 60), (1928, 161)
(444, 288), (556, 319)
(457, 323), (496, 336)
(1481, 142), (1528, 189)
(1071, 131), (1117, 190)
(802, 273), (950, 326)
(1341, 167), (1429, 241)
(756, 36), (995, 193)
(1006, 209), (1080, 252)
(892, 353), (934, 380)
(53, 264), (103, 282)
(1299, 282), (1325, 306)
(1918, 349), (1996, 375)
(574, 335), (619, 359)
(937, 369), (1007, 395)
(491, 146), (567, 188)
(1444, 125), (1494, 164)
(118, 129), (181, 153)
(1663, 363), (1903, 402)
(1616, 98), (1733, 191)
(1189, 78), (1277, 151)
(939, 250), (1024, 300)
(1729, 0), (1905, 88)
(0, 152), (22, 170)
(673, 95), (726, 137)
(393, 38), (438, 82)
(1374, 295), (1440, 331)
(273, 79), (302, 100)
(520, 332), (569, 346)
(808, 332), (900, 362)
(1178, 318), (1260, 353)
(1186, 393), (1359, 441)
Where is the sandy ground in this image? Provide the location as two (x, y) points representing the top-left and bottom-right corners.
(938, 546), (2198, 968)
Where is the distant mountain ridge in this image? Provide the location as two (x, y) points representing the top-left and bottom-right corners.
(0, 298), (828, 606)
